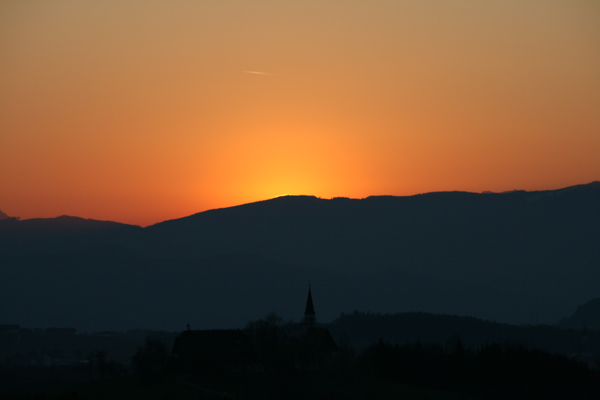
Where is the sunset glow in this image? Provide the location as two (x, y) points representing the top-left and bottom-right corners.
(1, 1), (599, 226)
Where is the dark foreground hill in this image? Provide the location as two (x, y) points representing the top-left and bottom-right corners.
(1, 182), (599, 331)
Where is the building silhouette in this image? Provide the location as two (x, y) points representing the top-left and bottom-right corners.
(304, 283), (316, 326)
(172, 283), (337, 371)
(296, 283), (337, 370)
(172, 329), (256, 371)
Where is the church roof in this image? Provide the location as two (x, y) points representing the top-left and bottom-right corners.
(171, 329), (255, 365)
(305, 285), (315, 316)
(304, 326), (338, 353)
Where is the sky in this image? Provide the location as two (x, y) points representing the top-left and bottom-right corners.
(1, 0), (599, 226)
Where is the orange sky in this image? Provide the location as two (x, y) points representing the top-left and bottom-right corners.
(1, 1), (599, 226)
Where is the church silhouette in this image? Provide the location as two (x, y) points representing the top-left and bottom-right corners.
(172, 284), (337, 371)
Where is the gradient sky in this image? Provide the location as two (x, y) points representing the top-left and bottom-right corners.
(1, 1), (599, 226)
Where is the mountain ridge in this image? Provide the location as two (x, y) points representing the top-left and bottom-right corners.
(1, 181), (599, 330)
(2, 180), (598, 228)
(560, 297), (600, 330)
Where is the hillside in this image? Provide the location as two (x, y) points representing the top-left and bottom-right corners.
(560, 297), (600, 330)
(327, 311), (594, 355)
(1, 182), (599, 331)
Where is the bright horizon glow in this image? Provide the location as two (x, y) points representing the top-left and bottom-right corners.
(1, 1), (599, 226)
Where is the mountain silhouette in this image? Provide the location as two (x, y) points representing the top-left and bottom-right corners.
(0, 215), (141, 258)
(1, 181), (599, 331)
(559, 297), (600, 330)
(0, 209), (9, 220)
(141, 182), (600, 276)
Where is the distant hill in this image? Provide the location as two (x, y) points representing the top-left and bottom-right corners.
(142, 182), (600, 275)
(1, 181), (599, 331)
(327, 311), (594, 356)
(560, 298), (600, 330)
(0, 215), (142, 258)
(0, 209), (9, 220)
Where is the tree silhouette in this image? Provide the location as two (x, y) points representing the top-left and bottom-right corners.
(95, 350), (108, 380)
(131, 338), (169, 383)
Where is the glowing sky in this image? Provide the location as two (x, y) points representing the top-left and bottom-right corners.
(1, 1), (599, 226)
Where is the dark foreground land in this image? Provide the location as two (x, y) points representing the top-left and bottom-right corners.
(3, 312), (600, 399)
(4, 339), (600, 400)
(7, 371), (477, 400)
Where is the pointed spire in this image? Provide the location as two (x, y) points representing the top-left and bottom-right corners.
(304, 282), (316, 325)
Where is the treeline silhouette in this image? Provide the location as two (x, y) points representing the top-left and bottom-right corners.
(234, 314), (600, 399)
(328, 311), (599, 355)
(3, 326), (600, 399)
(144, 323), (600, 400)
(359, 339), (600, 399)
(0, 328), (177, 398)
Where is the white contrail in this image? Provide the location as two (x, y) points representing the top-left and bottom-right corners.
(242, 70), (274, 76)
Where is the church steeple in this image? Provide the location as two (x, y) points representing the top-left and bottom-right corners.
(304, 282), (316, 325)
